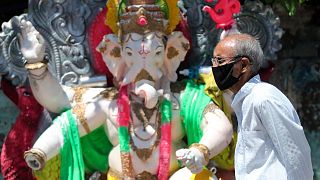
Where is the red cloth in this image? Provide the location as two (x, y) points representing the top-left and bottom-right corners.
(259, 62), (275, 82)
(87, 7), (114, 86)
(1, 80), (43, 180)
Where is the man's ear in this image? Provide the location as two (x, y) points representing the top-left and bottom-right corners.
(240, 57), (251, 73)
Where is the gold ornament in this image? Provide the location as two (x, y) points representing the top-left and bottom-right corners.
(25, 61), (47, 70)
(98, 87), (119, 100)
(120, 153), (135, 178)
(24, 148), (47, 170)
(190, 143), (211, 166)
(202, 103), (219, 116)
(136, 171), (157, 180)
(72, 87), (91, 134)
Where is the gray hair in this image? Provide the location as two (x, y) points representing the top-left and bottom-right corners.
(231, 34), (264, 74)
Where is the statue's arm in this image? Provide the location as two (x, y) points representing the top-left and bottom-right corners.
(19, 20), (70, 113)
(176, 103), (233, 174)
(199, 104), (233, 157)
(24, 97), (109, 170)
(28, 68), (71, 113)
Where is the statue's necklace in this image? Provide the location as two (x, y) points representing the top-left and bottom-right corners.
(129, 108), (159, 141)
(116, 85), (172, 179)
(129, 108), (161, 161)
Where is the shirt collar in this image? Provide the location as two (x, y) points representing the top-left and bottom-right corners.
(231, 74), (261, 109)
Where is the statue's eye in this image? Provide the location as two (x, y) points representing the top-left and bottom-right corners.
(155, 51), (162, 56)
(125, 47), (133, 56)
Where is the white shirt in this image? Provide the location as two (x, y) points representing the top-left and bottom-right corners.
(231, 75), (313, 180)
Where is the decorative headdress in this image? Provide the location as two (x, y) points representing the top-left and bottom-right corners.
(106, 0), (180, 35)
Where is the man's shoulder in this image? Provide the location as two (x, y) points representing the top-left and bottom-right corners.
(247, 82), (283, 104)
(249, 82), (293, 108)
(249, 82), (275, 96)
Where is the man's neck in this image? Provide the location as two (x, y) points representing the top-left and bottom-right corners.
(229, 72), (254, 94)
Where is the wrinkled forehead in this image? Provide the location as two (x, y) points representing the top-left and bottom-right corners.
(122, 32), (165, 43)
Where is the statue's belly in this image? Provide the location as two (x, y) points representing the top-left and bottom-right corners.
(108, 143), (180, 176)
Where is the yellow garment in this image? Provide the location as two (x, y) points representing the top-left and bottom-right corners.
(198, 71), (236, 170)
(190, 169), (213, 180)
(34, 155), (60, 180)
(166, 0), (181, 34)
(107, 173), (118, 180)
(105, 0), (119, 34)
(198, 71), (231, 119)
(107, 168), (122, 180)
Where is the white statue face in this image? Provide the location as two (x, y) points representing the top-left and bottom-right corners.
(121, 32), (165, 83)
(97, 31), (189, 85)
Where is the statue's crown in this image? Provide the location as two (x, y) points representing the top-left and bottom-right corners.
(119, 0), (168, 35)
(106, 0), (180, 36)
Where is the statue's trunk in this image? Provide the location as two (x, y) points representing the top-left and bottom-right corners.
(134, 80), (159, 109)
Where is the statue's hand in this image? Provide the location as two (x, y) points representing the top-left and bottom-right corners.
(18, 19), (45, 63)
(24, 148), (46, 170)
(176, 148), (205, 174)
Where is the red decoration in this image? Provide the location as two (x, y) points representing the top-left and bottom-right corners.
(259, 62), (275, 82)
(117, 85), (130, 127)
(157, 123), (171, 180)
(203, 0), (241, 30)
(1, 81), (43, 180)
(87, 7), (114, 86)
(174, 15), (192, 69)
(137, 16), (148, 26)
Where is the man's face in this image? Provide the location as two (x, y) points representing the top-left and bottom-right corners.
(212, 41), (238, 67)
(211, 40), (244, 91)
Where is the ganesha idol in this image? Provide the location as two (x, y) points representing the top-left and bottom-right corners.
(20, 0), (233, 179)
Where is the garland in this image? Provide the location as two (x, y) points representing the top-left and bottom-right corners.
(158, 98), (172, 180)
(117, 85), (172, 179)
(117, 85), (134, 178)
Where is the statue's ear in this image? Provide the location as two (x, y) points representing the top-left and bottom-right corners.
(164, 31), (190, 82)
(96, 34), (127, 81)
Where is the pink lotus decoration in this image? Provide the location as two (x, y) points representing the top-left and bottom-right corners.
(137, 16), (148, 26)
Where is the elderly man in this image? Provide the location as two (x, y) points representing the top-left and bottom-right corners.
(211, 33), (313, 180)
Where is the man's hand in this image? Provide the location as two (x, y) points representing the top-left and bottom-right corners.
(18, 19), (46, 63)
(176, 148), (206, 174)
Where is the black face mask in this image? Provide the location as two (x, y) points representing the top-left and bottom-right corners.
(212, 61), (241, 91)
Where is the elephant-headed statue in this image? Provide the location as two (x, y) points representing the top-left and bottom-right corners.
(21, 0), (233, 179)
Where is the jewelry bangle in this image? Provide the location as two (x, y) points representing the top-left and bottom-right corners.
(25, 61), (48, 70)
(189, 143), (211, 165)
(24, 148), (47, 170)
(28, 68), (48, 80)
